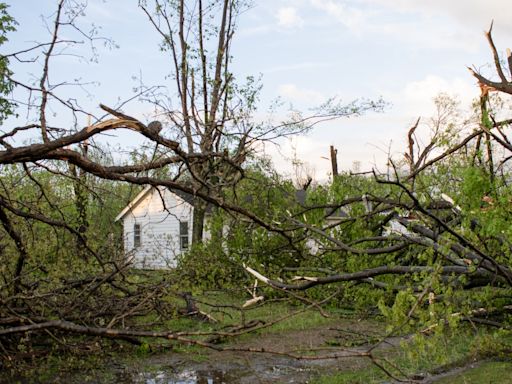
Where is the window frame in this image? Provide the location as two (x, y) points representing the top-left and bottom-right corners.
(179, 221), (189, 250)
(134, 223), (141, 248)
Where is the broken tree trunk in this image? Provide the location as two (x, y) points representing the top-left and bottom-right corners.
(330, 145), (338, 177)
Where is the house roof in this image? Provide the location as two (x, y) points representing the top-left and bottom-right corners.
(115, 186), (152, 222)
(171, 188), (196, 206)
(114, 186), (198, 222)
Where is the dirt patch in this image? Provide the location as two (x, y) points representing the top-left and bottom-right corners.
(7, 317), (392, 384)
(117, 317), (389, 384)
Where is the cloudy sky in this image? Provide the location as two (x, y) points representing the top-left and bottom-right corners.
(6, 0), (512, 180)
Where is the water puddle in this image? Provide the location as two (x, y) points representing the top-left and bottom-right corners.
(113, 358), (319, 384)
(135, 369), (231, 384)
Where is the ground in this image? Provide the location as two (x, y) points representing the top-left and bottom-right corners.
(3, 293), (512, 384)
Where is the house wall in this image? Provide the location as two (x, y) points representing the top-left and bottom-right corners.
(122, 187), (193, 269)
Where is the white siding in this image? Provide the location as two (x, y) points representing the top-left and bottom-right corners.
(121, 187), (193, 269)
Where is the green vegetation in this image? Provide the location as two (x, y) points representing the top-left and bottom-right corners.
(313, 329), (512, 383)
(1, 1), (512, 383)
(316, 360), (512, 384)
(435, 361), (512, 384)
(4, 295), (358, 382)
(0, 2), (16, 123)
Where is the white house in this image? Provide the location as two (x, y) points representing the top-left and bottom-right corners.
(115, 186), (198, 269)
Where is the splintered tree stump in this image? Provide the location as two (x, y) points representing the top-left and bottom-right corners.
(178, 292), (215, 322)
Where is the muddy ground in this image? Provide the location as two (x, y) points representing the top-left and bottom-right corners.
(42, 317), (397, 384)
(7, 317), (507, 383)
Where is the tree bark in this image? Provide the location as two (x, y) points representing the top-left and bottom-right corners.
(192, 199), (206, 244)
(0, 205), (28, 293)
(330, 145), (338, 177)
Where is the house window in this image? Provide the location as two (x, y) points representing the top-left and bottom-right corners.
(180, 221), (189, 250)
(134, 223), (141, 248)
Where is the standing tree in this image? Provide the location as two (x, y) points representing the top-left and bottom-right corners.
(137, 0), (386, 243)
(2, 1), (512, 380)
(0, 0), (384, 322)
(139, 0), (253, 243)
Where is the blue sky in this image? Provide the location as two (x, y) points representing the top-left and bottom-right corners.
(5, 0), (512, 181)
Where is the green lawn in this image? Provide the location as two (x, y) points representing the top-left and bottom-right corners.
(435, 361), (512, 384)
(312, 330), (512, 384)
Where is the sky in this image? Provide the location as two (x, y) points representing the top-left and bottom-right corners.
(5, 0), (512, 181)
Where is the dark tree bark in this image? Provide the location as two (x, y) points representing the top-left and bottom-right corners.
(330, 145), (338, 177)
(192, 200), (207, 244)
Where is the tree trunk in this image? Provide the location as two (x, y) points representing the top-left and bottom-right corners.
(330, 145), (338, 178)
(70, 162), (89, 259)
(480, 92), (495, 190)
(192, 200), (206, 245)
(0, 205), (28, 294)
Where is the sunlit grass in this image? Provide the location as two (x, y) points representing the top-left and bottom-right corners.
(435, 361), (512, 383)
(312, 328), (512, 384)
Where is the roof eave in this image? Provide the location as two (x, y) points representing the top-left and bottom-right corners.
(114, 185), (153, 222)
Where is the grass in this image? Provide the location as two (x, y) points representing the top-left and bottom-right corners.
(124, 271), (359, 340)
(157, 290), (347, 336)
(7, 279), (511, 384)
(2, 351), (118, 384)
(313, 369), (385, 384)
(112, 289), (355, 360)
(312, 329), (512, 384)
(435, 361), (512, 383)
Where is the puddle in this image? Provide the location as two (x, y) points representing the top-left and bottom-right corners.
(134, 369), (232, 384)
(111, 356), (321, 384)
(111, 337), (407, 384)
(4, 322), (396, 384)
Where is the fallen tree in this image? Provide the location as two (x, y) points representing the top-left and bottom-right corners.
(0, 0), (386, 370)
(1, 1), (512, 382)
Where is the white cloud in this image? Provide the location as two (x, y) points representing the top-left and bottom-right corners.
(362, 0), (512, 38)
(260, 136), (332, 181)
(309, 0), (366, 32)
(307, 0), (511, 52)
(276, 7), (304, 29)
(365, 0), (512, 26)
(387, 75), (478, 117)
(278, 83), (325, 104)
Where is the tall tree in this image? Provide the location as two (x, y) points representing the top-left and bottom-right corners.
(0, 0), (384, 279)
(138, 0), (385, 243)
